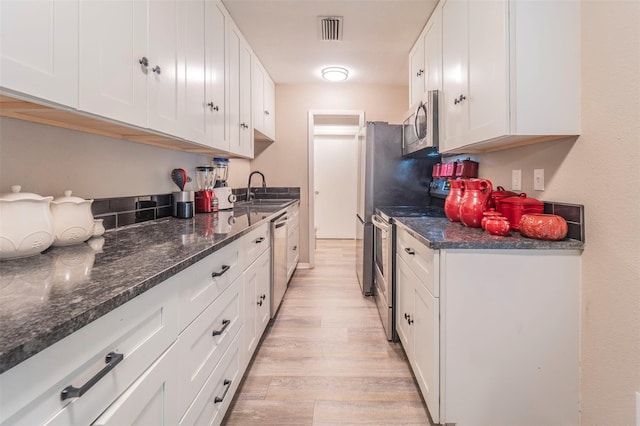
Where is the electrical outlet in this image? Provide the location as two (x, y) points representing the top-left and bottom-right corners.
(534, 169), (545, 191)
(511, 170), (522, 191)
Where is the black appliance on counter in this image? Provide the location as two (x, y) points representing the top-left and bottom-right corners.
(355, 121), (441, 298)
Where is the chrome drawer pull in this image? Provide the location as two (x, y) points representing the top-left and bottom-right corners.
(212, 319), (231, 336)
(60, 352), (124, 400)
(404, 247), (415, 255)
(255, 236), (265, 244)
(214, 379), (232, 403)
(212, 264), (230, 278)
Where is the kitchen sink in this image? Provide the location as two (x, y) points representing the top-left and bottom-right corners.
(235, 198), (293, 206)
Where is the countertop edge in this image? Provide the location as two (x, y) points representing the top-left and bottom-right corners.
(0, 203), (296, 374)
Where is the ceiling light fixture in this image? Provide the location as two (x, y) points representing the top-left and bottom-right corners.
(322, 67), (349, 82)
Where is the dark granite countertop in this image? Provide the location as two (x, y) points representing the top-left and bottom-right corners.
(394, 217), (585, 250)
(0, 201), (297, 374)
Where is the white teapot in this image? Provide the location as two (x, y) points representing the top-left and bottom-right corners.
(50, 190), (95, 247)
(0, 185), (55, 260)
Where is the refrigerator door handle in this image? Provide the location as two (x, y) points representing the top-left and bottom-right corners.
(371, 214), (389, 232)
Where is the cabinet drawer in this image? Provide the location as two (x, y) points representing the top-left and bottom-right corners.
(178, 241), (244, 331)
(179, 329), (243, 426)
(243, 223), (270, 266)
(0, 280), (178, 426)
(92, 342), (179, 426)
(396, 227), (439, 297)
(177, 277), (242, 417)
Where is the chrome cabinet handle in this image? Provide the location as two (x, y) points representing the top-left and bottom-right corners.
(214, 379), (232, 403)
(408, 316), (414, 325)
(212, 264), (230, 278)
(454, 94), (466, 105)
(255, 236), (265, 244)
(260, 294), (266, 300)
(60, 352), (124, 400)
(240, 122), (249, 129)
(212, 319), (230, 336)
(416, 69), (424, 77)
(207, 102), (219, 111)
(264, 110), (270, 115)
(139, 56), (149, 67)
(152, 65), (161, 75)
(404, 247), (415, 255)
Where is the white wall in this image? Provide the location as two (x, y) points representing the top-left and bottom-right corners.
(474, 3), (640, 423)
(0, 117), (250, 199)
(251, 83), (408, 264)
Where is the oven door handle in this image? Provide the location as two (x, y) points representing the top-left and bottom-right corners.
(371, 214), (389, 232)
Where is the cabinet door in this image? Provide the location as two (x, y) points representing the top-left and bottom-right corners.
(263, 74), (275, 139)
(79, 0), (148, 127)
(395, 254), (414, 356)
(179, 0), (208, 145)
(287, 224), (299, 281)
(441, 0), (468, 151)
(243, 248), (271, 362)
(409, 37), (425, 107)
(91, 344), (179, 426)
(413, 283), (440, 424)
(148, 0), (180, 136)
(467, 0), (508, 143)
(239, 42), (253, 157)
(252, 61), (265, 133)
(255, 248), (272, 339)
(423, 5), (442, 93)
(227, 25), (242, 154)
(243, 256), (258, 363)
(0, 0), (78, 107)
(206, 1), (227, 150)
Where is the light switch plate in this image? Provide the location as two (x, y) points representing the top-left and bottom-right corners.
(534, 169), (545, 191)
(511, 170), (522, 191)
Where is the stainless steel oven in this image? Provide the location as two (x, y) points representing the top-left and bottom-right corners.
(372, 212), (395, 341)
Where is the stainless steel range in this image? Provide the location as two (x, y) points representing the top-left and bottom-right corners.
(373, 205), (446, 341)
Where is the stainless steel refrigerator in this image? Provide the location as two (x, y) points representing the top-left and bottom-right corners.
(355, 121), (438, 295)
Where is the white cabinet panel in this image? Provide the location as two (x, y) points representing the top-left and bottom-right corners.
(148, 0), (180, 136)
(252, 58), (275, 140)
(92, 343), (179, 426)
(177, 277), (241, 417)
(0, 0), (78, 107)
(409, 37), (425, 107)
(206, 1), (227, 149)
(0, 280), (178, 426)
(395, 254), (414, 355)
(243, 248), (271, 363)
(79, 0), (149, 127)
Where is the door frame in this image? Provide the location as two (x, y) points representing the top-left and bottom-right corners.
(307, 109), (365, 268)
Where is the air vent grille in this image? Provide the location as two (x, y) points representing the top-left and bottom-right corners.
(319, 16), (343, 41)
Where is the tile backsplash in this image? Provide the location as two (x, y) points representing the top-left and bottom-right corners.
(93, 187), (301, 231)
(543, 201), (585, 242)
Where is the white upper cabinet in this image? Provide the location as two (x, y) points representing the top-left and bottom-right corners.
(409, 36), (425, 107)
(252, 58), (276, 141)
(227, 22), (253, 158)
(148, 0), (180, 136)
(178, 0), (227, 150)
(0, 0), (79, 108)
(79, 0), (149, 128)
(439, 0), (580, 153)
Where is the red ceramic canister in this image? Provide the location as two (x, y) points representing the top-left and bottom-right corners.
(454, 157), (479, 178)
(499, 193), (544, 231)
(489, 186), (518, 212)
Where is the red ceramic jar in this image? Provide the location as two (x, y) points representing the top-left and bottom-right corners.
(489, 186), (518, 212)
(459, 178), (493, 228)
(481, 209), (503, 230)
(499, 193), (544, 231)
(519, 214), (568, 240)
(484, 216), (511, 236)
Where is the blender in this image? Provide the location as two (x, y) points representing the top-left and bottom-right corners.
(213, 158), (236, 210)
(195, 166), (216, 213)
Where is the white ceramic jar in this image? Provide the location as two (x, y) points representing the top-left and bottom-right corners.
(50, 190), (95, 247)
(0, 185), (55, 260)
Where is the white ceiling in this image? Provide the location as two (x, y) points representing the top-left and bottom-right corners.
(221, 0), (438, 86)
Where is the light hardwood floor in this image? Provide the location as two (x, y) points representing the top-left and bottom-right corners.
(223, 239), (432, 425)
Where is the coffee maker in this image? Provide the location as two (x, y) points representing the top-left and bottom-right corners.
(212, 158), (236, 210)
(195, 166), (216, 213)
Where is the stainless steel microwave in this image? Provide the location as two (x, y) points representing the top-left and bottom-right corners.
(402, 90), (439, 156)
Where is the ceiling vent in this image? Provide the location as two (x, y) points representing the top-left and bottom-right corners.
(318, 16), (343, 42)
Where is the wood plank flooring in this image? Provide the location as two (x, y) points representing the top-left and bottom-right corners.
(223, 239), (432, 425)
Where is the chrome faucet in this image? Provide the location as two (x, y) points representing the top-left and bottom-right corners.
(246, 171), (267, 201)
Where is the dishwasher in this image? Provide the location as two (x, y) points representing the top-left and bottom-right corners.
(270, 212), (288, 318)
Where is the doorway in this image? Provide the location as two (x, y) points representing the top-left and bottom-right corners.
(308, 110), (364, 267)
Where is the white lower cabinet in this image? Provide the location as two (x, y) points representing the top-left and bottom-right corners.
(92, 342), (179, 426)
(0, 222), (274, 426)
(243, 248), (271, 363)
(395, 226), (581, 426)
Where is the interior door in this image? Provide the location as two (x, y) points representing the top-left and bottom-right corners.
(314, 135), (357, 239)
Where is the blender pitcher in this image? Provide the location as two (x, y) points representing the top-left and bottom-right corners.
(195, 166), (215, 213)
(212, 158), (236, 209)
